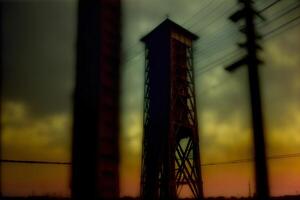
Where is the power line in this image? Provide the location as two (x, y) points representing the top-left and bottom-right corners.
(195, 30), (239, 53)
(258, 1), (300, 29)
(196, 76), (235, 98)
(122, 0), (223, 64)
(122, 2), (230, 66)
(193, 39), (250, 66)
(122, 51), (144, 67)
(263, 14), (300, 38)
(0, 159), (71, 165)
(194, 36), (240, 63)
(1, 153), (300, 167)
(191, 0), (268, 39)
(195, 48), (242, 76)
(192, 9), (300, 115)
(193, 0), (279, 50)
(122, 0), (300, 76)
(122, 0), (241, 65)
(193, 3), (300, 77)
(201, 153), (300, 167)
(186, 1), (227, 29)
(121, 0), (281, 67)
(194, 0), (295, 53)
(182, 0), (214, 26)
(193, 1), (295, 58)
(192, 5), (238, 35)
(259, 0), (282, 13)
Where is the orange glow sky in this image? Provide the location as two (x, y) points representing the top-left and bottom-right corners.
(2, 0), (300, 198)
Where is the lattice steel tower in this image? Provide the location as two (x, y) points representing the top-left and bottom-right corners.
(140, 19), (204, 200)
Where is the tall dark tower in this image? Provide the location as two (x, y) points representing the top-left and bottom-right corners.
(140, 19), (203, 200)
(72, 0), (120, 199)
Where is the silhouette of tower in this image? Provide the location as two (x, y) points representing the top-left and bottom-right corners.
(140, 19), (203, 200)
(0, 3), (2, 197)
(72, 0), (120, 199)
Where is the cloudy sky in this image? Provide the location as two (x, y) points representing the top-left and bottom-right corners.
(1, 0), (300, 198)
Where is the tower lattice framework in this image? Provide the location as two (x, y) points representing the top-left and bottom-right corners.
(140, 19), (204, 200)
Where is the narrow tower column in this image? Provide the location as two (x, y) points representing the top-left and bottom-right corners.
(72, 0), (121, 199)
(140, 19), (203, 200)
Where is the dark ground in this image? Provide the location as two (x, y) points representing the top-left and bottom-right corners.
(1, 196), (300, 200)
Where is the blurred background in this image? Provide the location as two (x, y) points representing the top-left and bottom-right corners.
(1, 0), (300, 198)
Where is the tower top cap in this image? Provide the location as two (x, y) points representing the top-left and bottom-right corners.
(141, 19), (199, 43)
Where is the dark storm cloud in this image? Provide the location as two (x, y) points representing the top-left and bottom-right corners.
(122, 0), (215, 56)
(2, 0), (77, 116)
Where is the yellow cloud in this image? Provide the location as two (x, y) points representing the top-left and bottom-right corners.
(2, 101), (71, 161)
(198, 108), (253, 162)
(1, 101), (71, 196)
(2, 101), (28, 125)
(263, 26), (300, 69)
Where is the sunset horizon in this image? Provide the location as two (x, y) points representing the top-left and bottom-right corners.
(1, 0), (300, 199)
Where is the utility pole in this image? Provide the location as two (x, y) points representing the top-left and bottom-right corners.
(248, 180), (252, 198)
(225, 1), (269, 200)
